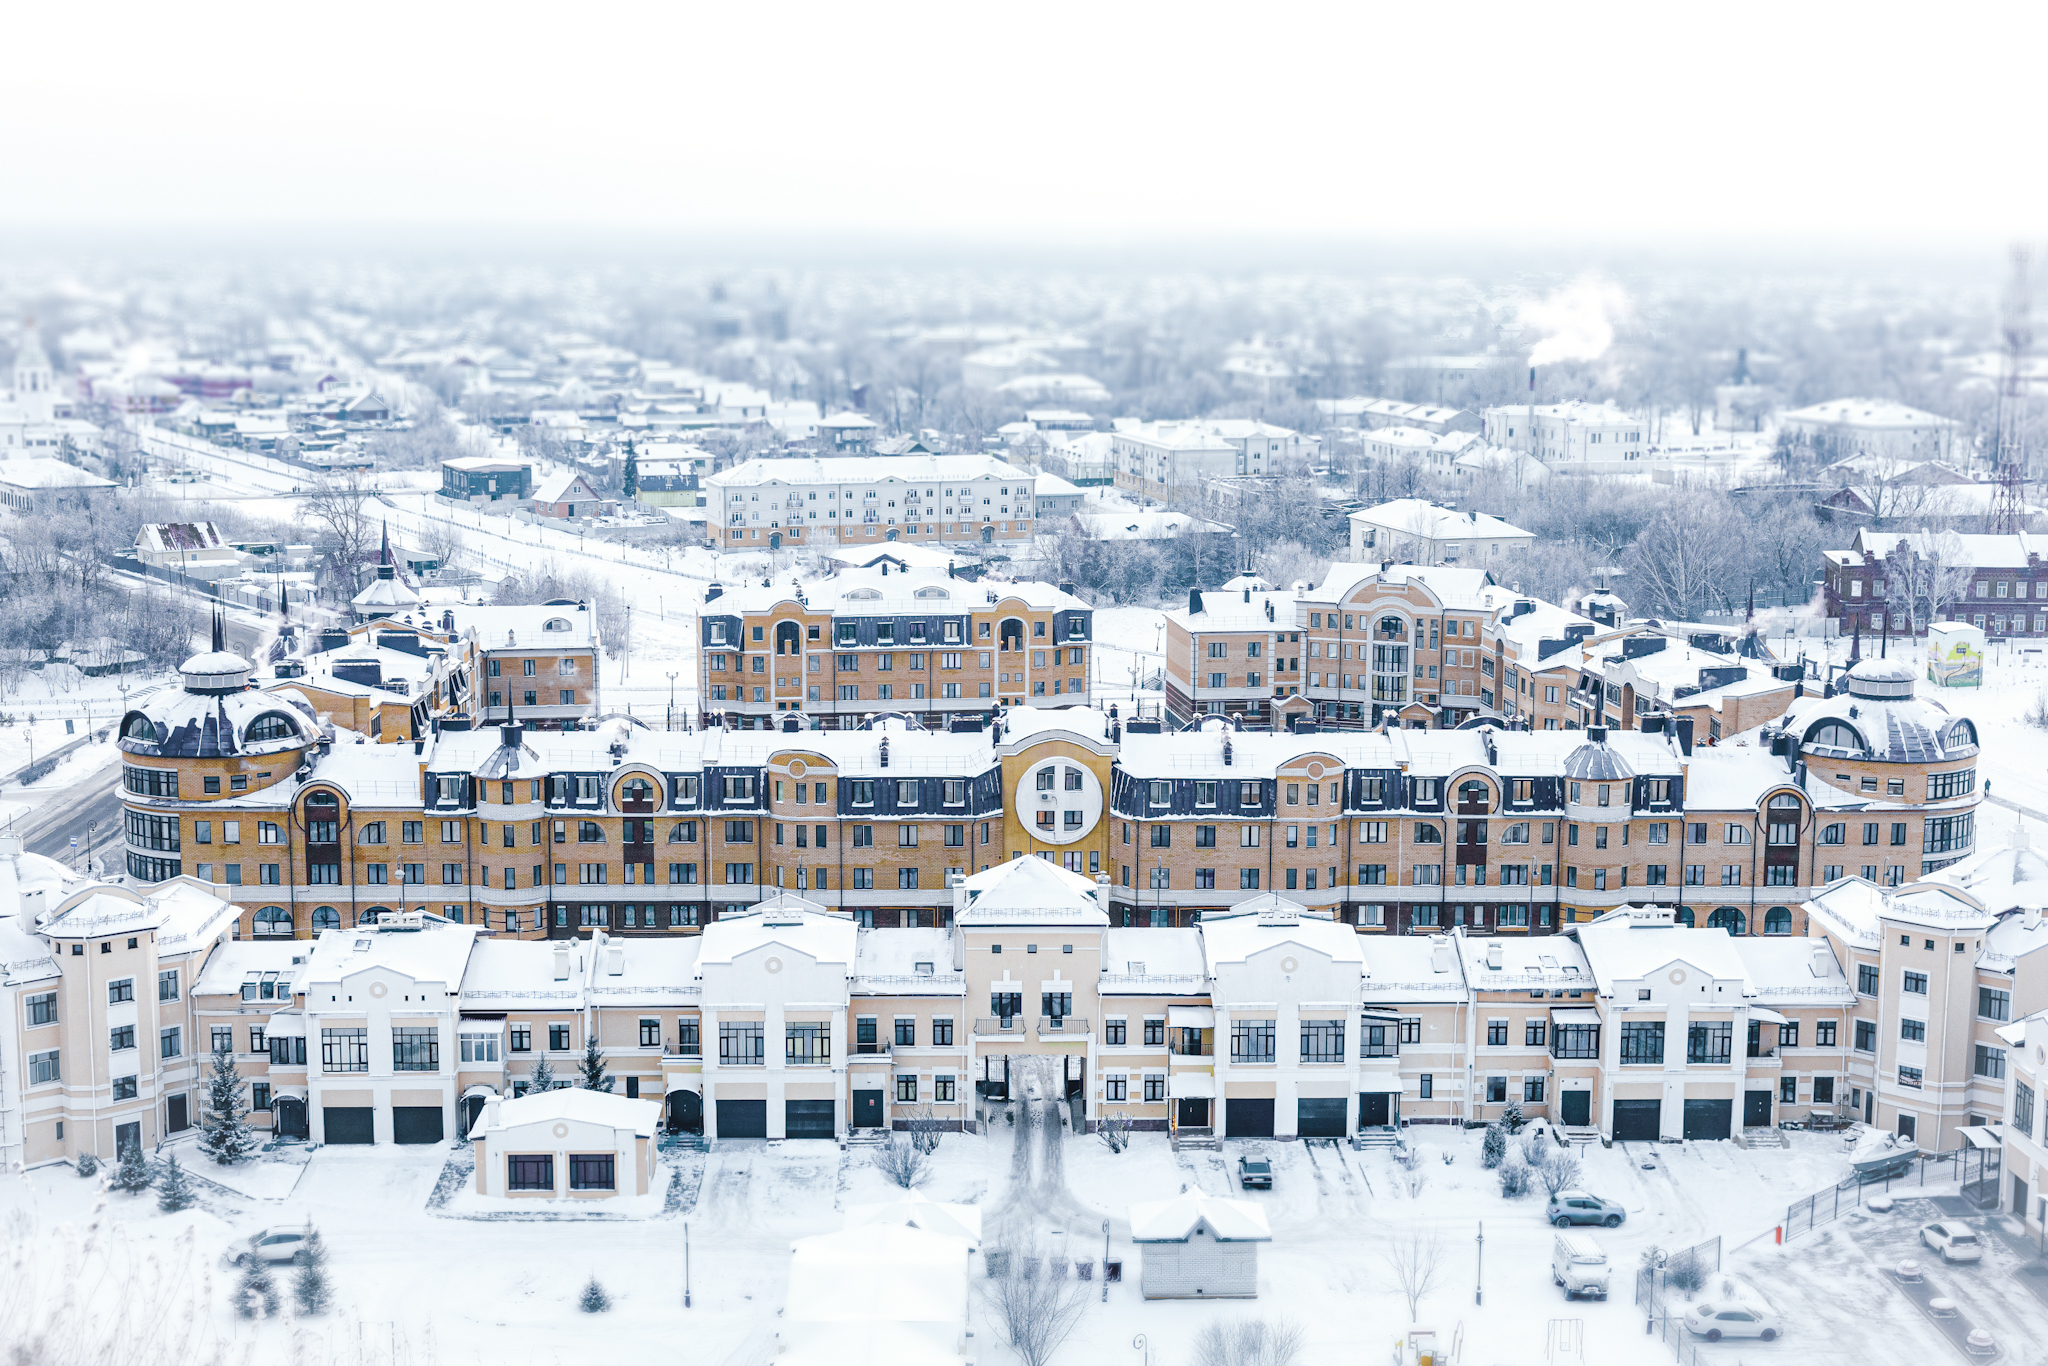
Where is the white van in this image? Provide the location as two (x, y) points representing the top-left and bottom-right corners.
(1552, 1233), (1609, 1299)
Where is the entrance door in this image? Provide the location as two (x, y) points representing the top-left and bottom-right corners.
(166, 1094), (189, 1134)
(668, 1090), (702, 1133)
(1865, 1090), (1875, 1124)
(274, 1097), (308, 1139)
(1561, 1089), (1591, 1127)
(2015, 1174), (2030, 1216)
(1743, 1090), (1773, 1128)
(853, 1090), (885, 1129)
(392, 1107), (445, 1144)
(458, 1094), (487, 1139)
(769, 533), (781, 549)
(115, 1121), (142, 1159)
(785, 1100), (835, 1139)
(1359, 1092), (1391, 1127)
(716, 1099), (767, 1139)
(1176, 1098), (1210, 1128)
(1224, 1098), (1275, 1138)
(1297, 1099), (1346, 1137)
(1612, 1099), (1661, 1141)
(323, 1107), (374, 1144)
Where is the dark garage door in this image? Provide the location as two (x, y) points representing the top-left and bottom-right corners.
(323, 1106), (374, 1144)
(1683, 1099), (1732, 1141)
(1297, 1099), (1347, 1137)
(393, 1106), (444, 1145)
(717, 1099), (767, 1138)
(1612, 1099), (1661, 1142)
(1225, 1098), (1275, 1138)
(785, 1100), (835, 1139)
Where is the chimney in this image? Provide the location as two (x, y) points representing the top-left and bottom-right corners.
(705, 582), (723, 602)
(1809, 940), (1831, 976)
(1189, 589), (1204, 615)
(1059, 580), (1075, 596)
(1429, 935), (1453, 974)
(481, 1093), (501, 1132)
(1485, 941), (1503, 970)
(1586, 726), (1607, 743)
(1673, 717), (1694, 755)
(1242, 587), (1251, 603)
(552, 946), (571, 981)
(606, 946), (625, 976)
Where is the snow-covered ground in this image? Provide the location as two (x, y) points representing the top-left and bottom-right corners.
(4, 1112), (1970, 1366)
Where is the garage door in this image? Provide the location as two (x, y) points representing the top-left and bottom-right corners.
(1224, 1098), (1275, 1138)
(1683, 1099), (1732, 1142)
(1297, 1099), (1347, 1137)
(392, 1106), (445, 1145)
(717, 1099), (767, 1138)
(1612, 1099), (1661, 1142)
(785, 1100), (835, 1139)
(323, 1106), (374, 1145)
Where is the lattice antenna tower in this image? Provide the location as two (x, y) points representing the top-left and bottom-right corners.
(1989, 243), (2033, 535)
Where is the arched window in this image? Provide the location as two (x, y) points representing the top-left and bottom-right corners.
(1805, 720), (1862, 752)
(123, 714), (158, 741)
(1708, 907), (1746, 935)
(914, 586), (951, 599)
(1946, 721), (1977, 750)
(1673, 907), (1696, 927)
(245, 713), (300, 743)
(1377, 616), (1405, 637)
(543, 617), (573, 632)
(1458, 780), (1491, 812)
(1764, 906), (1793, 935)
(360, 906), (392, 925)
(252, 906), (294, 937)
(1768, 793), (1801, 811)
(999, 617), (1025, 651)
(310, 906), (342, 932)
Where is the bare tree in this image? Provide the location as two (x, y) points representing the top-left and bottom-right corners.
(1096, 1110), (1132, 1155)
(903, 1102), (948, 1156)
(417, 516), (466, 575)
(1193, 1318), (1307, 1366)
(869, 1138), (929, 1189)
(1622, 493), (1745, 621)
(983, 1234), (1090, 1366)
(1375, 1228), (1446, 1324)
(300, 472), (378, 593)
(1539, 1153), (1583, 1197)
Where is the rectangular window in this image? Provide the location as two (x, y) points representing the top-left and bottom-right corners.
(1900, 1018), (1926, 1043)
(786, 1023), (831, 1064)
(322, 1028), (369, 1073)
(1816, 1020), (1836, 1046)
(1980, 988), (2011, 1021)
(1619, 1021), (1664, 1065)
(1301, 1019), (1345, 1062)
(549, 1024), (571, 1051)
(1903, 971), (1928, 995)
(392, 1027), (439, 1071)
(1230, 1018), (1276, 1063)
(896, 1074), (919, 1103)
(508, 1154), (554, 1191)
(2018, 1082), (2037, 1139)
(1898, 1065), (1923, 1090)
(1686, 1020), (1732, 1064)
(1858, 964), (1879, 995)
(568, 1153), (615, 1191)
(1854, 1020), (1876, 1051)
(1974, 1044), (2006, 1079)
(719, 1022), (765, 1065)
(28, 1049), (59, 1084)
(26, 991), (56, 1026)
(160, 1027), (181, 1059)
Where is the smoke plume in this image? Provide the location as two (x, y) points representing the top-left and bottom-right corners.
(1524, 277), (1628, 367)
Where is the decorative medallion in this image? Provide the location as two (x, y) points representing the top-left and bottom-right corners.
(1280, 956), (1299, 974)
(368, 982), (388, 998)
(1668, 969), (1686, 985)
(765, 956), (784, 974)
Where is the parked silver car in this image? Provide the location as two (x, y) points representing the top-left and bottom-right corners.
(224, 1226), (313, 1268)
(1547, 1190), (1625, 1228)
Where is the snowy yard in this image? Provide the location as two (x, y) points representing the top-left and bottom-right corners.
(8, 1112), (2004, 1366)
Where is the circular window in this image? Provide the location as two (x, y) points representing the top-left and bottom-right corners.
(1017, 759), (1103, 845)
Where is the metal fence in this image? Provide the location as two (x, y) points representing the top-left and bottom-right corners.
(1635, 1235), (1724, 1365)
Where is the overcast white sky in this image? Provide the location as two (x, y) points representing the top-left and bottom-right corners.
(6, 1), (2043, 250)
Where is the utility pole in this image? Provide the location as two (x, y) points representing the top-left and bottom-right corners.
(1989, 244), (2033, 536)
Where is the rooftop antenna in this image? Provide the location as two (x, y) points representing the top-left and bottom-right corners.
(210, 606), (225, 654)
(1989, 244), (2033, 536)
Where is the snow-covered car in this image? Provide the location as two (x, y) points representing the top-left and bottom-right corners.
(1684, 1301), (1780, 1342)
(224, 1226), (313, 1268)
(1237, 1157), (1273, 1189)
(1547, 1190), (1625, 1228)
(1920, 1222), (1983, 1263)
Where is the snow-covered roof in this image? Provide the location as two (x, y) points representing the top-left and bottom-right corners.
(1774, 662), (1974, 765)
(1455, 928), (1592, 992)
(854, 928), (962, 995)
(1101, 927), (1207, 990)
(1732, 936), (1854, 1006)
(711, 453), (1032, 488)
(481, 1088), (660, 1137)
(1311, 561), (1497, 610)
(697, 901), (857, 969)
(302, 917), (478, 989)
(1360, 936), (1469, 1004)
(588, 935), (705, 1007)
(1200, 900), (1363, 970)
(39, 879), (240, 958)
(708, 564), (1085, 617)
(452, 604), (597, 651)
(193, 938), (308, 997)
(843, 1192), (981, 1248)
(459, 938), (590, 1010)
(0, 457), (116, 490)
(1574, 907), (1757, 994)
(1167, 584), (1298, 631)
(532, 470), (600, 503)
(1782, 398), (1957, 431)
(955, 856), (1108, 927)
(1350, 499), (1532, 542)
(1128, 1194), (1272, 1242)
(0, 914), (58, 987)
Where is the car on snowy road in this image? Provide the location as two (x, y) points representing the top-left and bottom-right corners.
(1684, 1300), (1780, 1342)
(224, 1225), (314, 1268)
(1920, 1222), (1983, 1263)
(1547, 1190), (1625, 1228)
(1237, 1157), (1272, 1189)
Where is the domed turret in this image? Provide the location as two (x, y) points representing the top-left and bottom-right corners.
(180, 610), (251, 694)
(1844, 656), (1915, 701)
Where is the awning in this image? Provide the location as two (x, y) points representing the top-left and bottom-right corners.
(671, 1074), (703, 1095)
(1550, 1008), (1602, 1025)
(1167, 1006), (1216, 1028)
(1357, 1077), (1404, 1094)
(460, 1083), (499, 1100)
(1957, 1124), (2009, 1150)
(1168, 1072), (1215, 1099)
(264, 1013), (307, 1038)
(1748, 1007), (1791, 1025)
(269, 1086), (307, 1101)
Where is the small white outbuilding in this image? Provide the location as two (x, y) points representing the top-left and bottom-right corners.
(843, 1190), (983, 1250)
(470, 1089), (660, 1200)
(1128, 1193), (1272, 1299)
(781, 1223), (974, 1365)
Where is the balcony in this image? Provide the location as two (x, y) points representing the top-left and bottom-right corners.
(1037, 1016), (1090, 1040)
(974, 1017), (1027, 1036)
(1359, 1042), (1400, 1059)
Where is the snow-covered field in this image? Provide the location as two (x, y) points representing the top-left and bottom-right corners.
(6, 1111), (1979, 1366)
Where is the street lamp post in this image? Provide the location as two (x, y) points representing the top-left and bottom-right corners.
(1101, 1219), (1110, 1303)
(684, 1220), (692, 1308)
(667, 672), (678, 731)
(1475, 1221), (1484, 1306)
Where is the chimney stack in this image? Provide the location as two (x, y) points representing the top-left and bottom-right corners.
(552, 946), (571, 981)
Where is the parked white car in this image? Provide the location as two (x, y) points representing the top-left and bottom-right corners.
(1920, 1222), (1983, 1263)
(223, 1226), (313, 1268)
(1684, 1300), (1780, 1342)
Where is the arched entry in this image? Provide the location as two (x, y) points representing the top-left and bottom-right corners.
(775, 620), (802, 655)
(1708, 907), (1746, 935)
(458, 1089), (493, 1139)
(667, 1089), (703, 1133)
(273, 1095), (308, 1140)
(999, 617), (1025, 652)
(361, 906), (392, 925)
(1673, 907), (1696, 927)
(885, 529), (898, 542)
(769, 533), (781, 549)
(981, 526), (994, 543)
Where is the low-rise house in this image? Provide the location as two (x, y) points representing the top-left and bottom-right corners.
(440, 456), (532, 504)
(1347, 499), (1534, 564)
(0, 457), (116, 512)
(470, 1088), (659, 1198)
(531, 470), (604, 519)
(1129, 1193), (1271, 1298)
(135, 521), (241, 573)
